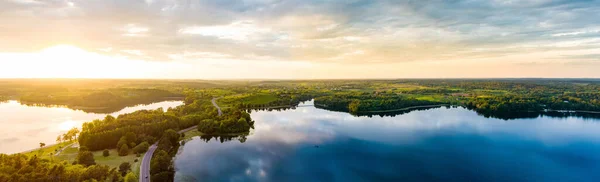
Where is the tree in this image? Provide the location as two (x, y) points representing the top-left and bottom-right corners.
(348, 100), (360, 113)
(39, 142), (46, 149)
(102, 149), (110, 157)
(77, 151), (96, 166)
(82, 164), (110, 181)
(56, 135), (62, 143)
(133, 142), (150, 154)
(157, 137), (172, 151)
(151, 171), (173, 182)
(63, 127), (81, 142)
(104, 115), (115, 122)
(150, 150), (171, 174)
(124, 172), (137, 182)
(163, 129), (180, 145)
(118, 162), (131, 176)
(125, 132), (137, 144)
(238, 117), (247, 124)
(118, 144), (129, 156)
(129, 142), (137, 149)
(117, 137), (128, 149)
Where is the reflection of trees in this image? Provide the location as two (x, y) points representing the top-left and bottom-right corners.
(177, 175), (197, 182)
(543, 111), (600, 120)
(245, 106), (297, 113)
(18, 99), (182, 114)
(199, 134), (249, 143)
(317, 105), (600, 120)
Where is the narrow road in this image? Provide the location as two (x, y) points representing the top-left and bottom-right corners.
(54, 142), (76, 156)
(140, 97), (222, 182)
(139, 143), (156, 182)
(212, 97), (223, 116)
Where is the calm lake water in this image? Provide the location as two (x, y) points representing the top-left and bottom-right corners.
(0, 100), (183, 154)
(174, 101), (600, 182)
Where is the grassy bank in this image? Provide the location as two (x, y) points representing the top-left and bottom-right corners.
(54, 144), (142, 171)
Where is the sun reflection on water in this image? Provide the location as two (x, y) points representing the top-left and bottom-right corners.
(58, 120), (79, 131)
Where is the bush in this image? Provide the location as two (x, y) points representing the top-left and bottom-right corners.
(134, 159), (139, 162)
(118, 144), (129, 156)
(102, 149), (110, 157)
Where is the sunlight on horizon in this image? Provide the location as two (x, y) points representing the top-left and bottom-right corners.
(0, 44), (165, 79)
(1, 44), (599, 79)
(58, 120), (79, 131)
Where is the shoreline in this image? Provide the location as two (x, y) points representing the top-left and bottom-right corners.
(315, 103), (600, 116)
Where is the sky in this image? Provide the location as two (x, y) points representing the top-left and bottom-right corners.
(1, 0), (599, 79)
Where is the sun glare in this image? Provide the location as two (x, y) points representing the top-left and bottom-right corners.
(58, 120), (78, 131)
(0, 44), (163, 78)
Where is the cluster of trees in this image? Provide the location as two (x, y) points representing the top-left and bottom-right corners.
(78, 106), (193, 151)
(56, 127), (80, 144)
(0, 153), (122, 181)
(314, 93), (441, 114)
(0, 143), (141, 182)
(464, 93), (600, 119)
(77, 93), (231, 151)
(197, 109), (254, 134)
(150, 129), (181, 182)
(234, 93), (314, 109)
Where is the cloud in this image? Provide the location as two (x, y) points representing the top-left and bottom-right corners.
(0, 0), (599, 65)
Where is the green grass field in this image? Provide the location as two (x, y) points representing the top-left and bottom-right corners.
(22, 141), (75, 159)
(54, 145), (141, 172)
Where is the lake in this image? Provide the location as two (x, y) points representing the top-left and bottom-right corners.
(0, 100), (183, 154)
(174, 100), (600, 182)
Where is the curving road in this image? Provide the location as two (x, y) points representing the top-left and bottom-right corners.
(140, 97), (222, 182)
(212, 97), (223, 116)
(139, 143), (156, 182)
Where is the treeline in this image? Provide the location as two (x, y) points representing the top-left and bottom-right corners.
(150, 129), (180, 182)
(314, 93), (441, 114)
(19, 88), (183, 113)
(465, 93), (600, 116)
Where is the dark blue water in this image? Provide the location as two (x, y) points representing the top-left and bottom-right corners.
(174, 101), (600, 182)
